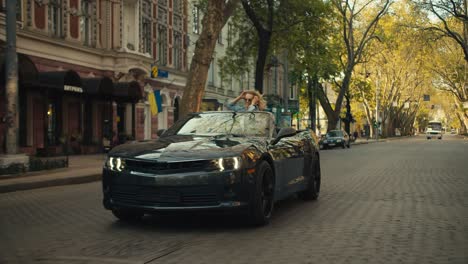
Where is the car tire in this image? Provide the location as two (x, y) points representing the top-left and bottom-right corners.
(299, 158), (321, 201)
(112, 209), (144, 222)
(248, 161), (274, 226)
(438, 137), (442, 140)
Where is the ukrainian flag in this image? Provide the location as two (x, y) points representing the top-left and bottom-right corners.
(148, 90), (163, 116)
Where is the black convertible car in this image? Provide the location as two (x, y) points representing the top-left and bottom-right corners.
(102, 111), (321, 225)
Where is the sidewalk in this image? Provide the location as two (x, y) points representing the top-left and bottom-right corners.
(0, 154), (106, 193)
(0, 136), (412, 193)
(351, 135), (412, 145)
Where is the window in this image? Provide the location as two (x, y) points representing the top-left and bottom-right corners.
(157, 26), (167, 65)
(192, 6), (199, 34)
(173, 0), (182, 14)
(80, 0), (92, 46)
(290, 84), (295, 99)
(208, 60), (215, 85)
(48, 0), (63, 37)
(227, 24), (233, 47)
(218, 29), (223, 44)
(174, 32), (182, 70)
(142, 0), (152, 54)
(47, 103), (57, 146)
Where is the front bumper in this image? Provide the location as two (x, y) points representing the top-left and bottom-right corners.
(102, 167), (253, 212)
(426, 133), (442, 139)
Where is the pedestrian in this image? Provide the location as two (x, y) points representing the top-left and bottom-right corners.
(353, 131), (358, 141)
(226, 90), (266, 111)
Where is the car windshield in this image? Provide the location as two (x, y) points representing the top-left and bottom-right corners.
(326, 131), (343, 137)
(428, 122), (442, 131)
(176, 112), (272, 137)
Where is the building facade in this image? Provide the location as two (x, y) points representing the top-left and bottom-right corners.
(0, 0), (188, 155)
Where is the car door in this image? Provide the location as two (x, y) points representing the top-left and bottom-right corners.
(268, 135), (306, 200)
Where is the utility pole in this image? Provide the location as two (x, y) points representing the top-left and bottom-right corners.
(5, 0), (19, 154)
(283, 50), (289, 115)
(375, 72), (380, 140)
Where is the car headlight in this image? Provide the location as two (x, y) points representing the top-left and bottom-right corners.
(105, 157), (125, 172)
(214, 157), (241, 172)
(337, 139), (342, 142)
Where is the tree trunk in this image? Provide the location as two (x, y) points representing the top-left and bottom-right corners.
(254, 29), (272, 93)
(360, 89), (374, 137)
(179, 0), (239, 118)
(308, 76), (316, 131)
(317, 82), (338, 131)
(331, 66), (353, 130)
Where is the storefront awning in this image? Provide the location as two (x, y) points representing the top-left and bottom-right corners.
(0, 53), (39, 86)
(38, 70), (83, 93)
(82, 77), (113, 97)
(113, 81), (143, 102)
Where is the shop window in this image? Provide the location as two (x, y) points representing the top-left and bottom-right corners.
(47, 103), (57, 145)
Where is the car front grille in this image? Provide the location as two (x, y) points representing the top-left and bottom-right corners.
(110, 185), (220, 207)
(124, 159), (216, 174)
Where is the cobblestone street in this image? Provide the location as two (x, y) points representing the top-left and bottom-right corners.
(1, 135), (467, 264)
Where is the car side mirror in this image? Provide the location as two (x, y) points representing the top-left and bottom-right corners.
(156, 129), (167, 137)
(271, 127), (297, 145)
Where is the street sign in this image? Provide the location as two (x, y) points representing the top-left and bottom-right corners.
(150, 64), (169, 78)
(158, 70), (169, 78)
(151, 65), (158, 78)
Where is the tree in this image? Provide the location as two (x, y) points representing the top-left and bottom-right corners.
(319, 0), (391, 131)
(220, 0), (328, 94)
(418, 0), (468, 62)
(366, 0), (433, 137)
(430, 30), (468, 131)
(179, 0), (240, 118)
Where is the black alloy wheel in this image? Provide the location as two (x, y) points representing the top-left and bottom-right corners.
(248, 161), (274, 226)
(299, 158), (321, 201)
(112, 209), (144, 223)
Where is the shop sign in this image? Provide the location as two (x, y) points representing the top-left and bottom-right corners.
(64, 85), (83, 93)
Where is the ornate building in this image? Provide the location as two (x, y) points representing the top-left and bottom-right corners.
(0, 0), (188, 155)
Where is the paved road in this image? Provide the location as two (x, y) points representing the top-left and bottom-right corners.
(1, 135), (467, 264)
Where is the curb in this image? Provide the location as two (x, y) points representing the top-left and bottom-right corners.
(0, 173), (102, 194)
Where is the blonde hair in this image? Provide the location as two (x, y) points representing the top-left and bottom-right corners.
(245, 90), (266, 111)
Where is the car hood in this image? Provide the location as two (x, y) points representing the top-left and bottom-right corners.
(108, 135), (267, 162)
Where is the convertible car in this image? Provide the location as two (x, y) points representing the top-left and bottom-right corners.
(102, 111), (321, 225)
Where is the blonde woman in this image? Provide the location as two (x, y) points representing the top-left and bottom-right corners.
(227, 90), (266, 111)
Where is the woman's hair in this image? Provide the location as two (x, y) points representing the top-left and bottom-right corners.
(245, 90), (266, 111)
